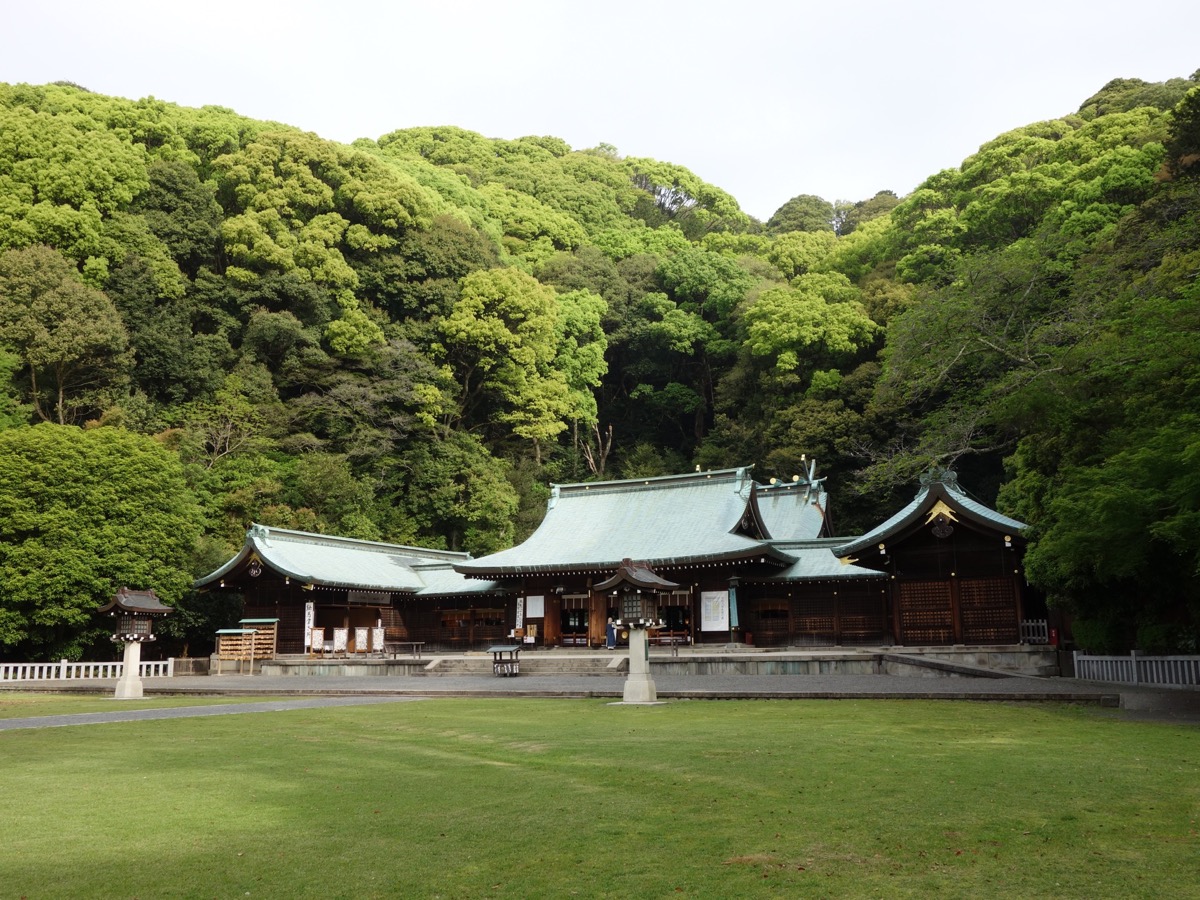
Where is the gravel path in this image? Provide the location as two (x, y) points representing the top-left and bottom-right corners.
(0, 695), (423, 731)
(4, 672), (1197, 729)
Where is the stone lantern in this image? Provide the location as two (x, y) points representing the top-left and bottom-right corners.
(595, 559), (678, 703)
(97, 587), (173, 700)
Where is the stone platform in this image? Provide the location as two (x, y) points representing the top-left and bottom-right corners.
(246, 643), (1060, 679)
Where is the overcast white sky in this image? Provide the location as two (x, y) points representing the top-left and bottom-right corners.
(3, 1), (1197, 220)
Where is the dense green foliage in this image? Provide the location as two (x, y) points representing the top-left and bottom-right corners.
(0, 73), (1197, 656)
(0, 424), (203, 657)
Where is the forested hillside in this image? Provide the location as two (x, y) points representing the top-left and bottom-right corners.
(0, 73), (1197, 659)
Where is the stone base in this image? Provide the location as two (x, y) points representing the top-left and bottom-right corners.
(114, 640), (144, 699)
(622, 673), (658, 703)
(114, 675), (144, 699)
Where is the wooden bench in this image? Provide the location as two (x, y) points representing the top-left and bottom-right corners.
(649, 631), (690, 646)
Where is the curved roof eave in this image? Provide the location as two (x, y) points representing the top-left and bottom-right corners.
(747, 539), (888, 582)
(832, 482), (1027, 557)
(457, 544), (796, 578)
(193, 543), (256, 589)
(194, 525), (467, 593)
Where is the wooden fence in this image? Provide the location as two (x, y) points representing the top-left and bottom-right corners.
(0, 659), (175, 681)
(1019, 619), (1049, 644)
(1073, 651), (1200, 689)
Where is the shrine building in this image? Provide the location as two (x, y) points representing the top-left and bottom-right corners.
(195, 467), (1033, 652)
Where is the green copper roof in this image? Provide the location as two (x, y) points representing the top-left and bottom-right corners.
(457, 468), (806, 576)
(755, 482), (827, 540)
(832, 479), (1026, 558)
(757, 540), (887, 581)
(195, 525), (504, 597)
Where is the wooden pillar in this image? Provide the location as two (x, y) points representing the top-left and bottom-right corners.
(889, 580), (902, 645)
(950, 578), (964, 644)
(589, 592), (607, 647)
(543, 594), (562, 646)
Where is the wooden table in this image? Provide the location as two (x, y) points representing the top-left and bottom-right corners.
(385, 641), (426, 659)
(487, 645), (521, 676)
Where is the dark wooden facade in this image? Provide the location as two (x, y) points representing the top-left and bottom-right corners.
(832, 476), (1028, 647)
(740, 581), (891, 647)
(239, 585), (517, 654)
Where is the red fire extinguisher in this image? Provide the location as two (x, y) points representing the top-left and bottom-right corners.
(1049, 627), (1059, 647)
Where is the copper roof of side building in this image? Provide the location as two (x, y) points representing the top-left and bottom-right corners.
(195, 524), (505, 597)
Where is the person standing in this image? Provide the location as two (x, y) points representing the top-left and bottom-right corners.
(605, 617), (617, 650)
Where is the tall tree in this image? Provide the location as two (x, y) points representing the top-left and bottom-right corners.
(766, 194), (835, 235)
(434, 268), (570, 459)
(0, 245), (130, 424)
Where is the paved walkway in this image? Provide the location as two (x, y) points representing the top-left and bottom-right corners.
(4, 672), (1198, 729)
(0, 695), (420, 731)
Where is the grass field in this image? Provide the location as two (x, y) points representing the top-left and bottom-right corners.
(0, 694), (1196, 898)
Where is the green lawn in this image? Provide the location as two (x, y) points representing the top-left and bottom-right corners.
(0, 697), (1196, 898)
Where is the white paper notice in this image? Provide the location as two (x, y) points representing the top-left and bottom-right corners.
(700, 590), (729, 631)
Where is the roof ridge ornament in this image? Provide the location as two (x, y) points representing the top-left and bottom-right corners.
(924, 499), (960, 525)
(919, 467), (958, 489)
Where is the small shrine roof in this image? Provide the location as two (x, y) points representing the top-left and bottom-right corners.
(832, 476), (1026, 559)
(97, 587), (173, 616)
(594, 559), (682, 592)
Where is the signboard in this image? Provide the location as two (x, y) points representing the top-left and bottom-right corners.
(347, 590), (387, 605)
(515, 597), (524, 629)
(700, 590), (730, 631)
(304, 602), (314, 649)
(526, 594), (545, 618)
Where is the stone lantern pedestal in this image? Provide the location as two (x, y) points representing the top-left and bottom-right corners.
(620, 621), (658, 703)
(115, 639), (146, 700)
(97, 588), (173, 701)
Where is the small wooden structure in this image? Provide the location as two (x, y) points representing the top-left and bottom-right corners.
(214, 618), (279, 674)
(214, 628), (258, 675)
(833, 471), (1028, 645)
(239, 618), (278, 659)
(488, 645), (521, 676)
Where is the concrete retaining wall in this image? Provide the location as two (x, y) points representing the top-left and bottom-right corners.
(651, 656), (879, 677)
(243, 645), (1057, 678)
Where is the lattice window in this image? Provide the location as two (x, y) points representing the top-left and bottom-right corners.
(898, 581), (953, 644)
(959, 578), (1018, 643)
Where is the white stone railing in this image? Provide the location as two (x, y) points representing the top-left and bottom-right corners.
(0, 658), (175, 681)
(1073, 651), (1199, 689)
